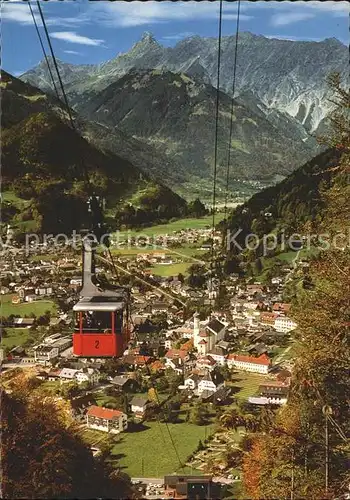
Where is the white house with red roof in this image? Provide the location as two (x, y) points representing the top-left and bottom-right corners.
(164, 349), (189, 373)
(86, 405), (128, 434)
(227, 353), (271, 374)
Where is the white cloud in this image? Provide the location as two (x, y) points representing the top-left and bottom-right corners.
(63, 50), (82, 56)
(299, 1), (350, 17)
(50, 31), (105, 46)
(87, 2), (253, 28)
(271, 12), (315, 27)
(161, 32), (196, 42)
(245, 1), (349, 14)
(243, 1), (349, 26)
(1, 2), (40, 25)
(2, 1), (253, 31)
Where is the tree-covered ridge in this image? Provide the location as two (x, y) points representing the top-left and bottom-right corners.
(1, 70), (196, 235)
(241, 74), (350, 498)
(225, 147), (341, 240)
(225, 72), (348, 246)
(1, 375), (134, 499)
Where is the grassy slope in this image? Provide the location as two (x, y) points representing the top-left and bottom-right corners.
(1, 294), (56, 317)
(110, 421), (216, 477)
(149, 263), (191, 277)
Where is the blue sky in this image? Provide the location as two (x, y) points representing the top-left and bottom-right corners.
(2, 1), (349, 76)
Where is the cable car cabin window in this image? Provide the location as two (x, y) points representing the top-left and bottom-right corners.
(75, 311), (124, 334)
(80, 311), (113, 333)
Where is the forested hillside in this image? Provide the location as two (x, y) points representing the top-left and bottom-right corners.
(239, 73), (350, 498)
(1, 374), (134, 499)
(1, 71), (189, 236)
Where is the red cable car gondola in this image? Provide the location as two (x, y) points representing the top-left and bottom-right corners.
(73, 237), (130, 358)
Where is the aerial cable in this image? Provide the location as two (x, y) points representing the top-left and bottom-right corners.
(35, 0), (92, 190)
(32, 2), (183, 471)
(30, 3), (198, 473)
(96, 254), (187, 307)
(35, 1), (75, 131)
(209, 0), (223, 303)
(28, 1), (60, 101)
(224, 0), (241, 223)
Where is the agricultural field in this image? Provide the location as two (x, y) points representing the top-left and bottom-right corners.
(149, 263), (191, 278)
(1, 294), (57, 317)
(112, 212), (226, 240)
(0, 327), (31, 349)
(111, 244), (207, 261)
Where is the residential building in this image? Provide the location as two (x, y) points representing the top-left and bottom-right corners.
(212, 386), (232, 406)
(227, 353), (271, 374)
(274, 316), (297, 333)
(164, 349), (189, 366)
(25, 294), (38, 303)
(259, 381), (290, 402)
(248, 395), (287, 406)
(59, 368), (78, 382)
(51, 336), (72, 353)
(34, 345), (59, 362)
(111, 375), (139, 392)
(184, 373), (200, 391)
(195, 355), (217, 372)
(13, 318), (35, 328)
(197, 371), (224, 395)
(151, 302), (169, 314)
(273, 303), (291, 314)
(75, 368), (99, 385)
(130, 396), (149, 418)
(207, 346), (227, 366)
(86, 405), (128, 434)
(260, 312), (279, 326)
(35, 286), (53, 296)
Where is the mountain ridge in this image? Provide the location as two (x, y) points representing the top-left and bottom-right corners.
(21, 31), (348, 133)
(74, 68), (321, 185)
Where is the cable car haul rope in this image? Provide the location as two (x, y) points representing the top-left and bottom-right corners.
(28, 0), (241, 475)
(28, 0), (240, 354)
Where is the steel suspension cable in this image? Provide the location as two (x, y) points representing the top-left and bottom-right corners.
(28, 1), (60, 101)
(31, 3), (195, 473)
(209, 0), (224, 302)
(224, 0), (241, 222)
(35, 0), (91, 189)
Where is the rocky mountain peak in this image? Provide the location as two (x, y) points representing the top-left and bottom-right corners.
(141, 31), (157, 42)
